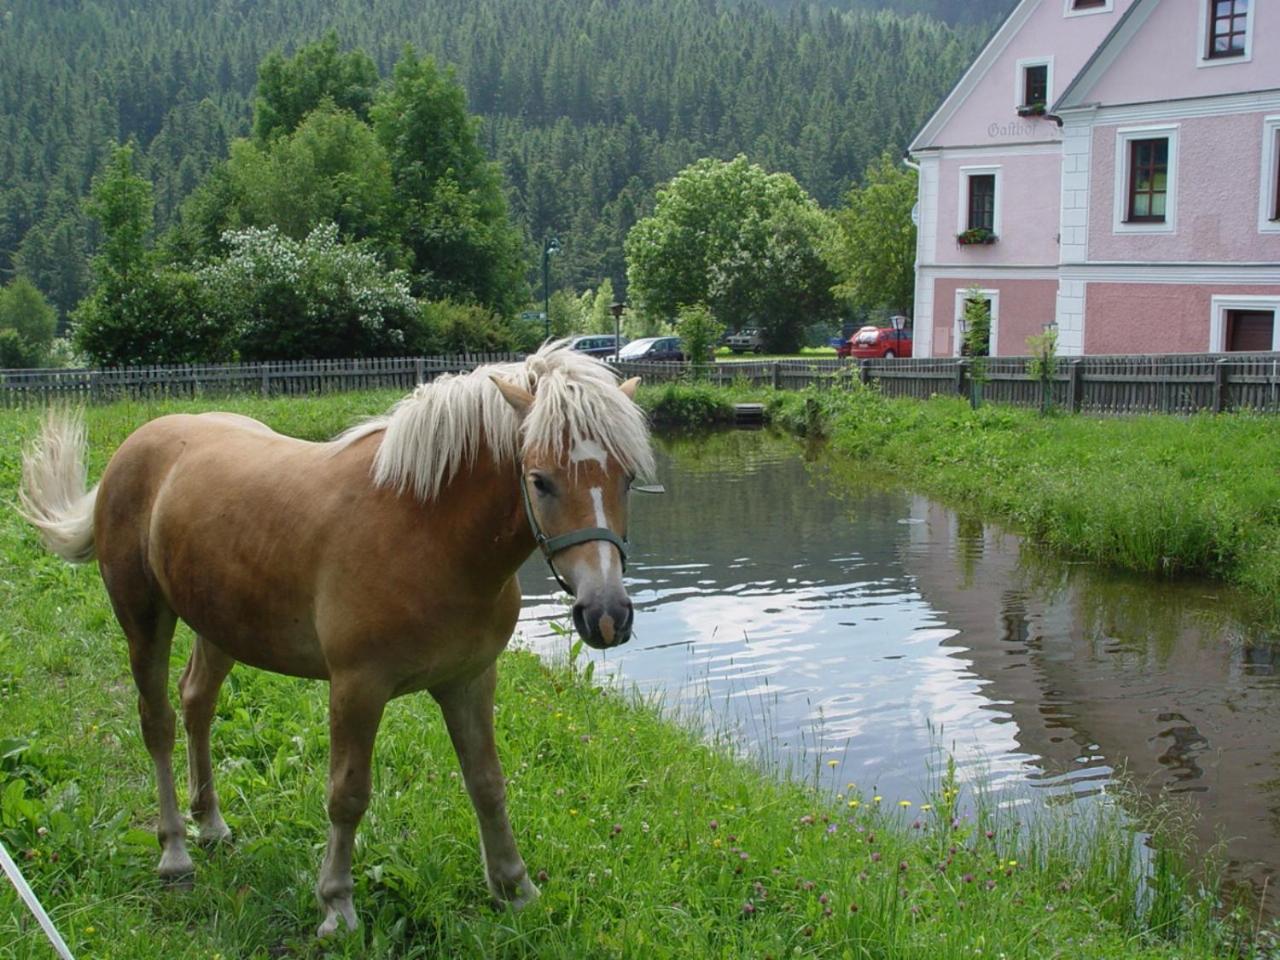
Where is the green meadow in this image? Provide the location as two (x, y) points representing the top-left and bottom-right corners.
(0, 394), (1254, 958)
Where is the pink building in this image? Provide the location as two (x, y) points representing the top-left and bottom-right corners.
(908, 0), (1280, 357)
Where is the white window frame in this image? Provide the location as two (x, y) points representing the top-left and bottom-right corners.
(1198, 0), (1255, 68)
(1113, 125), (1179, 235)
(957, 166), (1003, 239)
(1014, 57), (1054, 112)
(1261, 117), (1280, 235)
(953, 288), (1001, 358)
(1209, 295), (1280, 352)
(1063, 0), (1113, 18)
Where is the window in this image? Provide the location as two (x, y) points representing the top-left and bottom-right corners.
(1064, 0), (1112, 16)
(1210, 296), (1280, 352)
(968, 175), (996, 231)
(953, 289), (1000, 358)
(1127, 138), (1168, 222)
(1263, 118), (1280, 232)
(1225, 310), (1274, 352)
(1114, 125), (1178, 234)
(1207, 0), (1249, 59)
(1023, 65), (1048, 110)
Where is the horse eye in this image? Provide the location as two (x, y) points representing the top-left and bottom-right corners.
(531, 474), (552, 496)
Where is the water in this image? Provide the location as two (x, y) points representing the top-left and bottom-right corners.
(516, 428), (1279, 895)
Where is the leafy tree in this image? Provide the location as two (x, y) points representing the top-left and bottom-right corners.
(414, 300), (519, 354)
(179, 105), (398, 261)
(585, 279), (616, 334)
(371, 48), (527, 316)
(830, 152), (917, 318)
(0, 276), (57, 367)
(676, 302), (724, 366)
(626, 156), (839, 352)
(253, 33), (380, 142)
(198, 224), (419, 361)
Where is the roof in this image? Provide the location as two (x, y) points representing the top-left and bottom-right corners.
(1052, 0), (1159, 112)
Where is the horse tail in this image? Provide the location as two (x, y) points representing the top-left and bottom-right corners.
(18, 409), (98, 564)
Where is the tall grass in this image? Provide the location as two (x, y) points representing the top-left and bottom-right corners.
(0, 394), (1253, 958)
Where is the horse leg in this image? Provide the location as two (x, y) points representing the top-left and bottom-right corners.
(433, 664), (539, 909)
(316, 674), (388, 937)
(120, 598), (192, 882)
(178, 637), (234, 844)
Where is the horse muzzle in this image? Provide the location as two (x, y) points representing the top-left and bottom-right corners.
(572, 594), (634, 650)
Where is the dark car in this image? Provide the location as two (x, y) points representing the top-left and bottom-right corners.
(617, 336), (685, 362)
(837, 324), (913, 360)
(567, 334), (627, 358)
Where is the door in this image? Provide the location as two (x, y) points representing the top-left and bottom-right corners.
(1225, 310), (1275, 352)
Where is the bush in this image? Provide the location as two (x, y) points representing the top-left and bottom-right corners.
(412, 299), (519, 354)
(199, 223), (419, 361)
(0, 276), (58, 367)
(676, 302), (724, 366)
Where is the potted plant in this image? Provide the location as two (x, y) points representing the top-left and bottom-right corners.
(1017, 101), (1047, 118)
(957, 227), (998, 246)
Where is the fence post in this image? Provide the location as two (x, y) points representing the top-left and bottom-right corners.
(260, 365), (270, 398)
(1211, 358), (1228, 414)
(1068, 359), (1083, 414)
(954, 359), (967, 399)
(771, 362), (781, 390)
(414, 357), (425, 384)
(859, 359), (871, 386)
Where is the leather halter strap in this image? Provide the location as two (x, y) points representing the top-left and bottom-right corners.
(520, 473), (628, 595)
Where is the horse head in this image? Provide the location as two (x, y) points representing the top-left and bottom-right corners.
(493, 373), (643, 650)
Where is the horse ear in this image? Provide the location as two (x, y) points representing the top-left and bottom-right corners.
(491, 375), (535, 417)
(619, 377), (641, 400)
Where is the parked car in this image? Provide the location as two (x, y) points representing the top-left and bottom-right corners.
(725, 328), (765, 354)
(617, 336), (685, 362)
(837, 324), (913, 359)
(567, 334), (627, 358)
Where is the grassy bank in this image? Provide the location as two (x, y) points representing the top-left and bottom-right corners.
(637, 381), (1280, 619)
(0, 395), (1248, 957)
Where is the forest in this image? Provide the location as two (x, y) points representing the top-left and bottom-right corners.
(0, 0), (992, 355)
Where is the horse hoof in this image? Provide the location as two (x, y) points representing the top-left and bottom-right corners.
(317, 900), (359, 938)
(158, 849), (195, 888)
(495, 878), (540, 913)
(197, 822), (233, 847)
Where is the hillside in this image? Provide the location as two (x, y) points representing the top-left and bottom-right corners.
(0, 0), (985, 317)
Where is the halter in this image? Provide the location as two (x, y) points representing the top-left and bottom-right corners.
(520, 473), (629, 595)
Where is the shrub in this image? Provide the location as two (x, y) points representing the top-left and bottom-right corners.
(676, 302), (724, 367)
(412, 299), (519, 354)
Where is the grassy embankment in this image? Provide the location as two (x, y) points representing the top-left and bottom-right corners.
(641, 379), (1280, 620)
(0, 394), (1247, 958)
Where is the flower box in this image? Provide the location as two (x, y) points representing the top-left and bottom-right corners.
(1017, 103), (1047, 118)
(957, 228), (998, 246)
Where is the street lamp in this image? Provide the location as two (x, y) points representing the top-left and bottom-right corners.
(542, 236), (561, 342)
(610, 300), (627, 362)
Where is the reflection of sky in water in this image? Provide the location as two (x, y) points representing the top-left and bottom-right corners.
(516, 437), (1043, 804)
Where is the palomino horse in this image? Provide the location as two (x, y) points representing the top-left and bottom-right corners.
(18, 344), (654, 936)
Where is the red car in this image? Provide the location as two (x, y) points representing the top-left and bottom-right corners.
(837, 325), (913, 360)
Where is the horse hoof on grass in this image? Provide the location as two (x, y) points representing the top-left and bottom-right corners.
(196, 820), (233, 847)
(158, 849), (195, 888)
(317, 899), (359, 938)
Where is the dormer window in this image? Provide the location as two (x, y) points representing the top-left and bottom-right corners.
(1207, 0), (1249, 58)
(1072, 0), (1107, 8)
(1015, 58), (1052, 116)
(1064, 0), (1112, 16)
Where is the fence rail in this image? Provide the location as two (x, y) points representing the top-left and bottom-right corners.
(4, 351), (1279, 416)
(612, 352), (1280, 416)
(0, 354), (524, 408)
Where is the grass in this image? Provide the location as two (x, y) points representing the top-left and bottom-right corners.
(0, 393), (1256, 958)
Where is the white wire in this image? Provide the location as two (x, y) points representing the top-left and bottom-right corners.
(0, 838), (75, 960)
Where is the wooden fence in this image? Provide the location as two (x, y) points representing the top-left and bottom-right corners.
(0, 354), (523, 408)
(4, 351), (1279, 415)
(612, 352), (1280, 416)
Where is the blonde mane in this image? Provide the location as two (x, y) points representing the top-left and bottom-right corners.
(336, 342), (655, 501)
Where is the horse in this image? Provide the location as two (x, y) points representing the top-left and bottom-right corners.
(17, 344), (654, 936)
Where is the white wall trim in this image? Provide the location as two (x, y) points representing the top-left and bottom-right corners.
(1260, 116), (1280, 235)
(1197, 0), (1254, 69)
(1061, 262), (1280, 283)
(1057, 89), (1280, 126)
(1014, 56), (1054, 112)
(912, 141), (1064, 160)
(1112, 124), (1179, 235)
(957, 165), (1003, 238)
(1063, 0), (1114, 17)
(953, 288), (1001, 357)
(1209, 295), (1280, 351)
(919, 265), (1060, 279)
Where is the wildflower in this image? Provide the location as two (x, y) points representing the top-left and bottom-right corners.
(537, 869), (549, 883)
(920, 804), (933, 812)
(84, 927), (95, 935)
(962, 873), (975, 884)
(912, 820), (922, 830)
(611, 823), (623, 836)
(712, 838), (722, 849)
(741, 901), (756, 916)
(826, 759), (838, 768)
(870, 852), (882, 863)
(898, 800), (912, 808)
(848, 799), (860, 809)
(899, 861), (909, 872)
(818, 894), (829, 905)
(849, 902), (859, 913)
(873, 796), (883, 804)
(569, 808), (579, 817)
(709, 819), (719, 831)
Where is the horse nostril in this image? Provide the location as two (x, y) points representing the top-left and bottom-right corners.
(572, 603), (589, 639)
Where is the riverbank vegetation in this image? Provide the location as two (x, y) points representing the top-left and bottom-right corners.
(635, 381), (1280, 619)
(0, 393), (1252, 957)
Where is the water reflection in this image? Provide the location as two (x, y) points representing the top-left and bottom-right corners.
(516, 429), (1280, 894)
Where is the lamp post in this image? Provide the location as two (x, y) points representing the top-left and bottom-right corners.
(610, 300), (627, 363)
(542, 235), (561, 342)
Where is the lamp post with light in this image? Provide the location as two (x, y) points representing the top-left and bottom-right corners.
(542, 235), (560, 342)
(610, 300), (626, 363)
